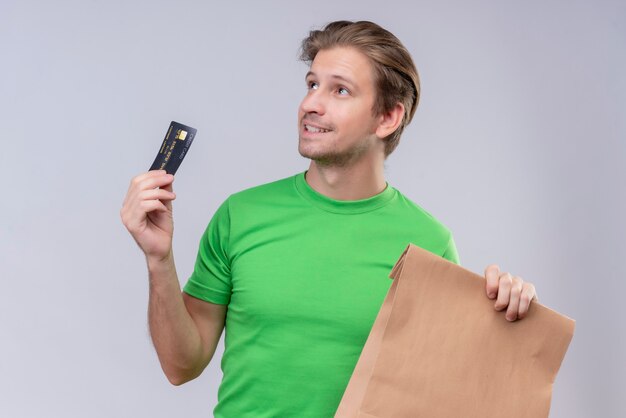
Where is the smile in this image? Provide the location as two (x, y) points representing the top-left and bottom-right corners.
(304, 124), (332, 133)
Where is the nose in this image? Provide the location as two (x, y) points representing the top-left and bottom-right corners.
(299, 89), (326, 115)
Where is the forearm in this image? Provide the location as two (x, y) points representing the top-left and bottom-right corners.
(147, 252), (204, 385)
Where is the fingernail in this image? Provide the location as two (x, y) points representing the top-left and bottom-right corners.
(488, 292), (495, 298)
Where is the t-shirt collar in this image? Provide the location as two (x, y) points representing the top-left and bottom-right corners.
(294, 170), (396, 214)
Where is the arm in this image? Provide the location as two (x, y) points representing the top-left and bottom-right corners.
(147, 253), (226, 386)
(120, 170), (226, 385)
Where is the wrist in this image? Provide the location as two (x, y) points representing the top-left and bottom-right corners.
(146, 249), (175, 273)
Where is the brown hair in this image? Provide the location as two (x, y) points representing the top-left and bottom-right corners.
(300, 20), (420, 158)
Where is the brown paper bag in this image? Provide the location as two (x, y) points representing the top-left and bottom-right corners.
(335, 243), (575, 418)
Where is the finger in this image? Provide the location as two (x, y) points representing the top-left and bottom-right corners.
(484, 264), (500, 299)
(142, 186), (175, 211)
(124, 172), (170, 206)
(128, 170), (167, 193)
(162, 186), (174, 212)
(136, 174), (174, 193)
(494, 272), (512, 311)
(505, 276), (524, 321)
(160, 180), (175, 207)
(124, 200), (168, 232)
(161, 181), (174, 193)
(136, 169), (167, 182)
(139, 199), (168, 214)
(138, 189), (176, 202)
(517, 283), (537, 319)
(122, 188), (173, 228)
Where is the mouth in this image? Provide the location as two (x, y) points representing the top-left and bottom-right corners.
(303, 123), (332, 134)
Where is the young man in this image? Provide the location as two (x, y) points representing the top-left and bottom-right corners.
(121, 21), (537, 418)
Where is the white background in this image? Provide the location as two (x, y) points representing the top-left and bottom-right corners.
(1, 0), (624, 417)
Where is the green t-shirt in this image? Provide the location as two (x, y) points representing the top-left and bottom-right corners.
(183, 170), (460, 417)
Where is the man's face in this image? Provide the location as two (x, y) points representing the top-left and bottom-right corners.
(298, 46), (382, 166)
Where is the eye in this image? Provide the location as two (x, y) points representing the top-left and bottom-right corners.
(307, 81), (319, 90)
(337, 87), (350, 95)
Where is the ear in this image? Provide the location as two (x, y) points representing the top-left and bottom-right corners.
(375, 102), (405, 139)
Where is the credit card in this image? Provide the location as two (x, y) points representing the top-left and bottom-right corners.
(149, 121), (197, 175)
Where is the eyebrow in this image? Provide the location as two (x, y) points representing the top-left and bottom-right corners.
(305, 71), (357, 90)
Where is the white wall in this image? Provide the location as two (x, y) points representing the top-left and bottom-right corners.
(1, 0), (624, 416)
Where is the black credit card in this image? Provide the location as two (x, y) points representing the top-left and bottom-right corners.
(149, 121), (197, 175)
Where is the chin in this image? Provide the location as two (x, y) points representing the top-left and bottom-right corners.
(298, 137), (319, 159)
(299, 149), (352, 167)
(298, 139), (325, 159)
(298, 136), (361, 164)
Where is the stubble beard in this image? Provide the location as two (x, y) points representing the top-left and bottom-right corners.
(298, 135), (372, 168)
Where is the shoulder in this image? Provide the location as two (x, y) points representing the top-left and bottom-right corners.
(220, 173), (300, 219)
(389, 188), (459, 263)
(391, 188), (453, 236)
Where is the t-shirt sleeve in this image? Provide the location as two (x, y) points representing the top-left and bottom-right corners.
(442, 233), (461, 265)
(183, 197), (233, 305)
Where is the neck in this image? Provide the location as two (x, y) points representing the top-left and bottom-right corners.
(305, 156), (387, 201)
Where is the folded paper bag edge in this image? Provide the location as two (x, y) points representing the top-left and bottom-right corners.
(387, 243), (410, 280)
(390, 243), (576, 379)
(392, 243), (577, 327)
(338, 242), (576, 418)
(396, 243), (576, 382)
